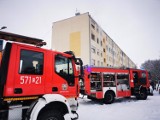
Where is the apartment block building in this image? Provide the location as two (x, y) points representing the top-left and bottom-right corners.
(52, 12), (136, 68)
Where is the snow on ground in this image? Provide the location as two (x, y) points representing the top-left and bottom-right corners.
(77, 91), (160, 120)
(9, 91), (160, 120)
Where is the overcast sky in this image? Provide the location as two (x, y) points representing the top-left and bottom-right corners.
(0, 0), (160, 68)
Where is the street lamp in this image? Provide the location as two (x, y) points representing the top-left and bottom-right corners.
(0, 26), (7, 30)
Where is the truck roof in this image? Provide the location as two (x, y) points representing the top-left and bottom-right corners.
(0, 31), (44, 45)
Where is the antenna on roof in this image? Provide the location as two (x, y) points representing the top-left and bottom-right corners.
(75, 8), (80, 16)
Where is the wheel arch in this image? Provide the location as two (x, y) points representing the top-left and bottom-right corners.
(103, 90), (116, 104)
(37, 101), (69, 119)
(29, 94), (71, 120)
(104, 90), (116, 98)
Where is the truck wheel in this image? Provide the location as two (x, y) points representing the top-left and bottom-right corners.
(37, 110), (64, 120)
(104, 92), (115, 104)
(136, 90), (147, 100)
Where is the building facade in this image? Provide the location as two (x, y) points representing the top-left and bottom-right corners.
(52, 12), (136, 68)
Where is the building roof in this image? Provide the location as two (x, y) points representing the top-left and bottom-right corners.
(0, 31), (43, 45)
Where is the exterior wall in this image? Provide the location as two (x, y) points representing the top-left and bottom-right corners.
(52, 12), (136, 68)
(52, 13), (90, 65)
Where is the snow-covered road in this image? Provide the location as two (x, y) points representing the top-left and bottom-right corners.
(9, 91), (160, 120)
(78, 91), (160, 120)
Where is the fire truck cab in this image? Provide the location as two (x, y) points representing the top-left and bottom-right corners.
(81, 67), (150, 104)
(0, 32), (83, 120)
(129, 69), (150, 99)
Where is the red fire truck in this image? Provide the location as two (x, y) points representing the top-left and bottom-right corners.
(80, 66), (150, 104)
(0, 32), (83, 120)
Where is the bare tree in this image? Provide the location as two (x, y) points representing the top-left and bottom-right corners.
(141, 59), (160, 82)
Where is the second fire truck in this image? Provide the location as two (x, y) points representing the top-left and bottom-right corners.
(80, 66), (150, 104)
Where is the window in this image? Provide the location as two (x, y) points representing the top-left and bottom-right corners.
(97, 38), (99, 44)
(100, 41), (102, 46)
(91, 59), (96, 66)
(91, 46), (96, 53)
(103, 38), (105, 43)
(101, 62), (103, 66)
(141, 72), (146, 78)
(106, 45), (108, 51)
(140, 72), (147, 85)
(100, 31), (102, 36)
(55, 55), (74, 86)
(97, 49), (99, 56)
(97, 28), (99, 33)
(91, 24), (95, 29)
(103, 48), (106, 52)
(97, 61), (100, 66)
(19, 50), (44, 75)
(91, 33), (95, 41)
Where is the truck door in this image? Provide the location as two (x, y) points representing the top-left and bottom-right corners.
(53, 54), (77, 97)
(14, 47), (45, 96)
(132, 71), (139, 87)
(116, 73), (131, 97)
(131, 70), (148, 87)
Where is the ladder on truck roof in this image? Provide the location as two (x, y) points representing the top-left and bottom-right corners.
(0, 31), (46, 47)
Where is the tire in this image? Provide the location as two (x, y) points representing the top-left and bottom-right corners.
(104, 92), (115, 104)
(37, 110), (64, 120)
(136, 90), (147, 100)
